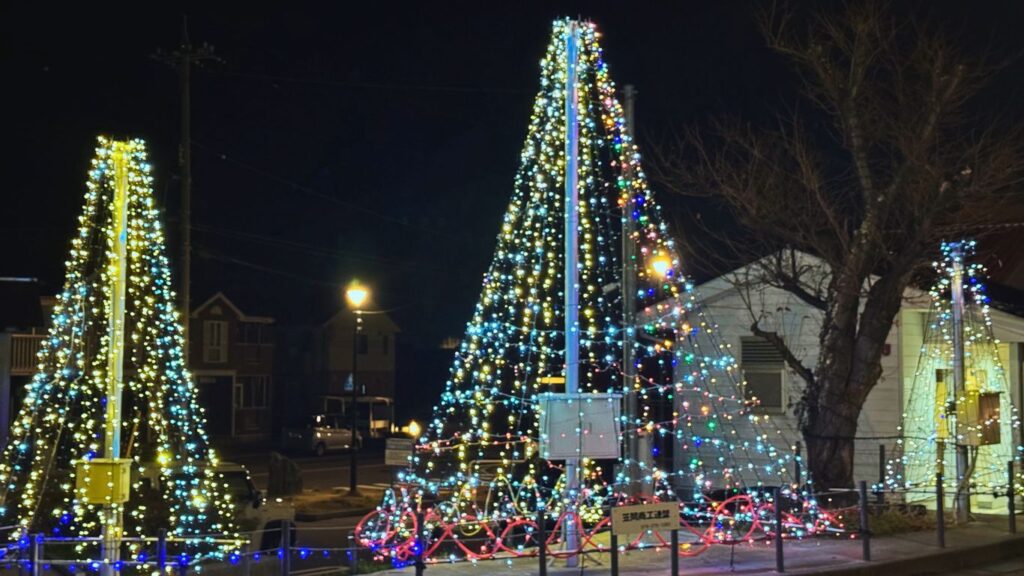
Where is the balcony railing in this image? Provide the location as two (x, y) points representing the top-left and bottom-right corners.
(10, 334), (44, 375)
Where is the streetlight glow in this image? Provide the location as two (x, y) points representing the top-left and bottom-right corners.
(345, 282), (370, 309)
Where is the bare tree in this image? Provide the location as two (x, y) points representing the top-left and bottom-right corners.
(654, 1), (1024, 488)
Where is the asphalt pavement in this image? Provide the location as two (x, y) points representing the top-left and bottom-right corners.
(221, 448), (393, 492)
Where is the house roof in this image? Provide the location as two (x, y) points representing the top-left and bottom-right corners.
(191, 291), (274, 324)
(0, 277), (44, 331)
(689, 249), (1024, 321)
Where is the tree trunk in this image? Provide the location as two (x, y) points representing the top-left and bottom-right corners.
(803, 392), (861, 489)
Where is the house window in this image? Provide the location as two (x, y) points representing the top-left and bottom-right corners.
(240, 323), (266, 344)
(382, 335), (390, 355)
(741, 336), (786, 412)
(236, 376), (269, 408)
(357, 334), (369, 354)
(203, 320), (228, 363)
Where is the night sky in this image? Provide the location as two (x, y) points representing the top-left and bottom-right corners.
(4, 2), (1024, 369)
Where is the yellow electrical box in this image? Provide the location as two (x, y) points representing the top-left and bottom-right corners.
(935, 369), (950, 440)
(956, 390), (1001, 446)
(75, 458), (132, 504)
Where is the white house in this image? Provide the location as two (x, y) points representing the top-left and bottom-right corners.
(685, 252), (1024, 493)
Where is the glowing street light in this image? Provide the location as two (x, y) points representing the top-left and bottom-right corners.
(407, 420), (422, 439)
(345, 282), (370, 310)
(344, 280), (370, 496)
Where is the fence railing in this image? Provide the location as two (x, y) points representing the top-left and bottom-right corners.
(0, 467), (1018, 576)
(10, 334), (44, 375)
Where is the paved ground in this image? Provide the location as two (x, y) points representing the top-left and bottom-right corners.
(222, 448), (392, 492)
(937, 558), (1024, 575)
(366, 517), (1024, 576)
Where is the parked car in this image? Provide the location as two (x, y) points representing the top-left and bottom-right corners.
(140, 461), (296, 550)
(283, 413), (362, 456)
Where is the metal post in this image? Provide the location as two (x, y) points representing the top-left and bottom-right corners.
(774, 487), (784, 572)
(610, 533), (619, 576)
(1009, 461), (1017, 534)
(877, 444), (886, 505)
(280, 520), (291, 576)
(101, 142), (132, 576)
(936, 473), (946, 548)
(347, 533), (358, 576)
(414, 511), (425, 576)
(670, 528), (679, 576)
(537, 509), (547, 576)
(157, 528), (167, 574)
(562, 20), (582, 569)
(949, 243), (970, 524)
(242, 541), (252, 576)
(858, 481), (871, 561)
(349, 310), (361, 495)
(30, 535), (40, 576)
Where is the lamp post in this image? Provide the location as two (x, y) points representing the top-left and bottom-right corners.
(345, 281), (369, 496)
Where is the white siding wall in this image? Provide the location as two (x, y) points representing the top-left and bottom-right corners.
(695, 277), (904, 486)
(689, 257), (1024, 490)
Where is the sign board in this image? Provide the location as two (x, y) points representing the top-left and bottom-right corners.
(610, 502), (679, 536)
(385, 437), (414, 467)
(539, 392), (621, 459)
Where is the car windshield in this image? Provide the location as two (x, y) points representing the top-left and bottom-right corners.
(169, 470), (252, 502)
(218, 471), (254, 501)
(310, 414), (334, 428)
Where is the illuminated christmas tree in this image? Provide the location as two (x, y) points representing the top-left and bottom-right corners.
(359, 20), (821, 562)
(0, 138), (236, 556)
(886, 241), (1023, 509)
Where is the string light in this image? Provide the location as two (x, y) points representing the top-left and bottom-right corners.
(885, 240), (1024, 497)
(0, 137), (239, 558)
(357, 20), (827, 562)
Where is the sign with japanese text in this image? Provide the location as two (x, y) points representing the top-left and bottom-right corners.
(610, 502), (678, 535)
(385, 438), (414, 467)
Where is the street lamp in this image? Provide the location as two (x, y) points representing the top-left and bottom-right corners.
(345, 281), (370, 496)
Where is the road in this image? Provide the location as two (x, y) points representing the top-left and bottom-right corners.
(223, 449), (393, 492)
(218, 448), (395, 573)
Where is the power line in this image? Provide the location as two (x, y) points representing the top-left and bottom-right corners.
(192, 222), (474, 276)
(208, 69), (533, 96)
(191, 139), (491, 247)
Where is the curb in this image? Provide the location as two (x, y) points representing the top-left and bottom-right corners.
(295, 507), (374, 523)
(801, 533), (1024, 576)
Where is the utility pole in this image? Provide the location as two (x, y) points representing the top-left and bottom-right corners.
(154, 17), (218, 361)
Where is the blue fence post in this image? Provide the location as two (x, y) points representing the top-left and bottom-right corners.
(30, 534), (41, 576)
(242, 540), (252, 576)
(348, 532), (358, 576)
(280, 521), (292, 576)
(157, 528), (167, 574)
